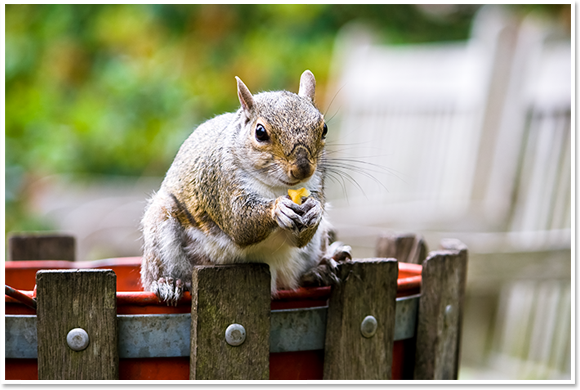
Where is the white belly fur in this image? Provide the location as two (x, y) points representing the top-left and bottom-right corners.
(185, 218), (327, 293)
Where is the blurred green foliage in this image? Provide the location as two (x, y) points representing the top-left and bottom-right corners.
(6, 4), (485, 234)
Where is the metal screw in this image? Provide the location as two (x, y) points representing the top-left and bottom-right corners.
(360, 315), (378, 338)
(67, 328), (89, 351)
(225, 324), (246, 346)
(444, 304), (454, 327)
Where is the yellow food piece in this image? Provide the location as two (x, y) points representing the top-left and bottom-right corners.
(288, 188), (311, 205)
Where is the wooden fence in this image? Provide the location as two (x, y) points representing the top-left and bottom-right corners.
(6, 233), (467, 380)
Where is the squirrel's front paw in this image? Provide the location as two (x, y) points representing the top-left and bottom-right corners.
(152, 277), (184, 306)
(273, 196), (304, 231)
(299, 197), (323, 227)
(273, 196), (322, 232)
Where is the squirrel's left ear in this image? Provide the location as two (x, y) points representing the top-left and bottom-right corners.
(236, 76), (255, 118)
(298, 70), (316, 102)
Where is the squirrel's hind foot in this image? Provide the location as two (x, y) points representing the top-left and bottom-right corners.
(299, 241), (352, 287)
(153, 277), (185, 306)
(327, 241), (352, 263)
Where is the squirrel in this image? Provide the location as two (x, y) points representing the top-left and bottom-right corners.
(140, 70), (351, 305)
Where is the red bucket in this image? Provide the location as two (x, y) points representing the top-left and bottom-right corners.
(6, 258), (421, 380)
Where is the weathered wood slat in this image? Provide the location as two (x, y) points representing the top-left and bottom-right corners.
(376, 233), (427, 265)
(9, 233), (75, 261)
(190, 263), (271, 380)
(36, 269), (118, 380)
(413, 240), (468, 379)
(323, 258), (399, 380)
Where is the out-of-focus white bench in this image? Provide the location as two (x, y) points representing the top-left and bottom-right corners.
(325, 5), (571, 379)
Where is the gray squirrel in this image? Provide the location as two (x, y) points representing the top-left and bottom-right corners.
(140, 70), (351, 305)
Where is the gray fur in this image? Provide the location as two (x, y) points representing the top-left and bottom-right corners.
(140, 70), (351, 305)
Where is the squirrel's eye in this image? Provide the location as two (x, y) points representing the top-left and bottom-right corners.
(322, 123), (328, 139)
(255, 124), (270, 142)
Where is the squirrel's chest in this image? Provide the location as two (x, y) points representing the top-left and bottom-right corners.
(243, 228), (296, 258)
(185, 225), (296, 263)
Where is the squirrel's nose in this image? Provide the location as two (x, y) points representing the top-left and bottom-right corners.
(290, 165), (313, 181)
(290, 160), (314, 181)
(290, 147), (314, 181)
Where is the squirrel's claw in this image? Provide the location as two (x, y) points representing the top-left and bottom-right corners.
(328, 241), (352, 262)
(154, 277), (184, 306)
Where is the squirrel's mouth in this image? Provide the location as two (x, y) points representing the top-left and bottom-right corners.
(281, 179), (301, 187)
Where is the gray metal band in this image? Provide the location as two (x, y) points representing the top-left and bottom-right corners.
(6, 295), (419, 358)
(6, 315), (37, 359)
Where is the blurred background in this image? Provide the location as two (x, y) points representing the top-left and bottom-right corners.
(5, 4), (572, 380)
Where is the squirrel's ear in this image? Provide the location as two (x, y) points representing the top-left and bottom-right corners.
(236, 76), (254, 116)
(298, 70), (316, 102)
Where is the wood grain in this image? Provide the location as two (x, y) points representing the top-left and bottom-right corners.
(376, 233), (427, 265)
(190, 263), (271, 380)
(323, 258), (399, 380)
(9, 233), (75, 261)
(36, 269), (118, 380)
(413, 240), (468, 379)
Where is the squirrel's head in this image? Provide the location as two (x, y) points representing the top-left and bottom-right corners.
(234, 70), (327, 189)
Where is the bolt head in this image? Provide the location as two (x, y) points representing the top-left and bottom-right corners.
(361, 315), (378, 338)
(225, 323), (246, 346)
(67, 328), (89, 351)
